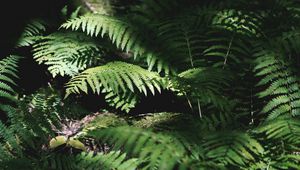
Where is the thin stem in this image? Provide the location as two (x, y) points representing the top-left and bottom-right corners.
(197, 99), (202, 119)
(250, 87), (254, 125)
(181, 25), (194, 67)
(223, 34), (235, 69)
(185, 94), (193, 112)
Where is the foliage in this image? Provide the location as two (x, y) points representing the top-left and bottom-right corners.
(33, 32), (102, 77)
(0, 56), (19, 103)
(65, 61), (164, 112)
(3, 0), (300, 169)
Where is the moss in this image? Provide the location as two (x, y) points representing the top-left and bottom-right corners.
(133, 112), (182, 129)
(83, 113), (127, 132)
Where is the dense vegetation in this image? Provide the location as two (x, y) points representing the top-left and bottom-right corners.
(1, 0), (300, 169)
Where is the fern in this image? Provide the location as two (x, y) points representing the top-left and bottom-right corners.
(254, 51), (300, 120)
(16, 20), (46, 48)
(256, 117), (300, 149)
(270, 30), (300, 57)
(103, 90), (139, 112)
(87, 126), (186, 170)
(212, 9), (263, 37)
(0, 55), (19, 105)
(202, 31), (251, 69)
(42, 151), (138, 170)
(169, 67), (232, 112)
(61, 13), (172, 73)
(202, 131), (264, 167)
(0, 56), (23, 162)
(65, 61), (164, 111)
(4, 1), (300, 169)
(76, 151), (139, 170)
(155, 17), (205, 69)
(33, 32), (102, 77)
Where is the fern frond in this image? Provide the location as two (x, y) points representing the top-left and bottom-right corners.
(76, 151), (139, 170)
(42, 151), (138, 170)
(256, 117), (300, 147)
(271, 30), (300, 56)
(212, 9), (263, 37)
(65, 61), (164, 99)
(103, 89), (139, 112)
(61, 14), (147, 53)
(61, 13), (171, 73)
(33, 32), (102, 77)
(254, 51), (300, 120)
(88, 126), (186, 170)
(156, 17), (206, 68)
(203, 31), (251, 68)
(0, 55), (19, 104)
(169, 67), (232, 112)
(16, 20), (46, 48)
(0, 121), (22, 159)
(202, 131), (264, 167)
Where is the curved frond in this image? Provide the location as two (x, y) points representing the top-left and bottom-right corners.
(202, 131), (264, 167)
(0, 55), (19, 103)
(65, 61), (163, 97)
(88, 126), (186, 170)
(76, 151), (139, 170)
(254, 51), (300, 120)
(65, 61), (164, 112)
(33, 32), (102, 77)
(256, 117), (300, 146)
(16, 20), (46, 48)
(61, 13), (171, 73)
(169, 67), (232, 112)
(103, 90), (139, 113)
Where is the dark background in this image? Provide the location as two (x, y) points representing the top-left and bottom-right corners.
(0, 0), (188, 115)
(0, 0), (66, 57)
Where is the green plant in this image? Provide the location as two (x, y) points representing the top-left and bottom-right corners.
(3, 0), (300, 169)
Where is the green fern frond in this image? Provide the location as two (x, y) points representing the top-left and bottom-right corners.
(61, 14), (148, 54)
(156, 17), (206, 68)
(103, 89), (139, 112)
(61, 13), (171, 73)
(88, 126), (186, 170)
(254, 52), (300, 120)
(270, 30), (300, 56)
(169, 67), (232, 112)
(65, 61), (164, 98)
(43, 151), (138, 170)
(212, 9), (263, 37)
(33, 32), (102, 77)
(76, 151), (139, 170)
(16, 20), (46, 48)
(203, 31), (251, 68)
(271, 154), (300, 170)
(0, 121), (22, 159)
(65, 61), (164, 112)
(247, 154), (300, 170)
(199, 112), (239, 132)
(256, 117), (300, 147)
(202, 131), (264, 167)
(0, 55), (19, 103)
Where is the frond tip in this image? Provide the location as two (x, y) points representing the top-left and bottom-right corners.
(0, 55), (20, 103)
(33, 32), (101, 77)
